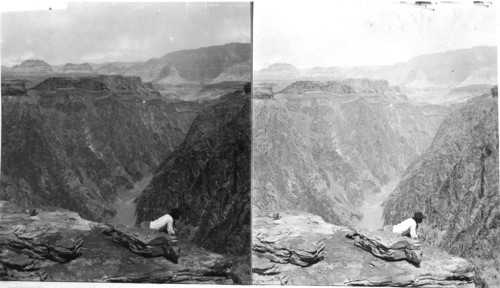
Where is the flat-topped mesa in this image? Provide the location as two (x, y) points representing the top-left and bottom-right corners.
(59, 63), (94, 73)
(210, 61), (251, 84)
(33, 75), (150, 93)
(12, 59), (53, 73)
(259, 63), (301, 78)
(341, 78), (391, 94)
(280, 80), (356, 95)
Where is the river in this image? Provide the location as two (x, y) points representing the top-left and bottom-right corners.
(109, 175), (153, 227)
(355, 179), (400, 230)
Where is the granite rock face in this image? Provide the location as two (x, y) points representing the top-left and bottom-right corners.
(136, 90), (251, 256)
(0, 201), (235, 283)
(1, 75), (203, 221)
(252, 83), (450, 225)
(252, 210), (475, 286)
(383, 95), (499, 286)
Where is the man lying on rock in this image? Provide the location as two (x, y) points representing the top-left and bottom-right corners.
(139, 208), (181, 235)
(385, 211), (426, 239)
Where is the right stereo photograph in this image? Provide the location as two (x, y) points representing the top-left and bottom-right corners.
(252, 0), (498, 287)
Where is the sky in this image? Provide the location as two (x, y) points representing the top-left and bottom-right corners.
(1, 2), (251, 66)
(255, 0), (497, 70)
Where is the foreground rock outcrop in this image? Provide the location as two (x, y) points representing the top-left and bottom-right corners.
(104, 225), (180, 263)
(347, 229), (422, 265)
(383, 95), (499, 287)
(0, 201), (234, 283)
(253, 210), (475, 286)
(136, 90), (251, 256)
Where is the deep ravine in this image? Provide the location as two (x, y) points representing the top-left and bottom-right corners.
(355, 179), (400, 230)
(109, 175), (153, 227)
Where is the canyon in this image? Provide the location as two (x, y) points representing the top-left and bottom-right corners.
(253, 46), (498, 286)
(1, 42), (252, 283)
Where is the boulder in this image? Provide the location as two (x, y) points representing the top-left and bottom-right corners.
(347, 229), (422, 265)
(104, 225), (180, 263)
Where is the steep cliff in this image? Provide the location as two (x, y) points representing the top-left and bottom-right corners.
(253, 80), (450, 225)
(135, 90), (251, 256)
(124, 43), (250, 83)
(1, 76), (203, 221)
(383, 95), (499, 287)
(210, 61), (251, 84)
(302, 46), (497, 88)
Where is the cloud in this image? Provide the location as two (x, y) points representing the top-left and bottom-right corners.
(1, 2), (251, 66)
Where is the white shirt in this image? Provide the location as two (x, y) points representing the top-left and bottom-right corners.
(392, 218), (418, 239)
(149, 214), (175, 234)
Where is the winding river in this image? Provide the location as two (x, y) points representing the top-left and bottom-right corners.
(355, 179), (400, 230)
(109, 175), (153, 227)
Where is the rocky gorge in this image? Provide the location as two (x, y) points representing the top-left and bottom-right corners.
(252, 79), (452, 226)
(1, 75), (203, 222)
(135, 90), (251, 257)
(1, 74), (252, 283)
(252, 74), (498, 286)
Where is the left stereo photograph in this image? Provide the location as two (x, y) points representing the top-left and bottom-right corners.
(0, 2), (252, 284)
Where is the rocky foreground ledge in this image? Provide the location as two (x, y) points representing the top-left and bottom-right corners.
(0, 201), (233, 283)
(253, 210), (475, 286)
